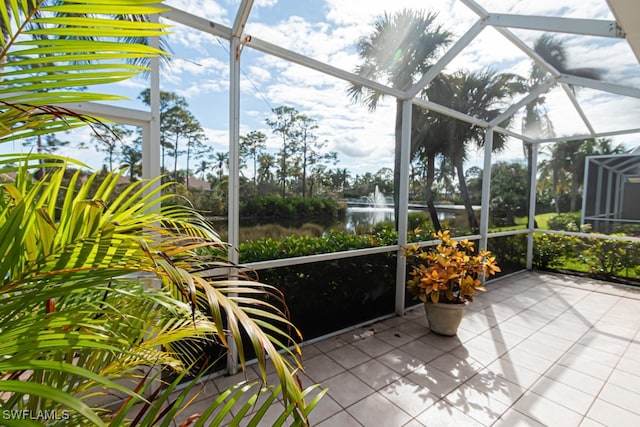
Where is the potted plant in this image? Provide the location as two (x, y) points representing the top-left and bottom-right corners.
(404, 230), (500, 336)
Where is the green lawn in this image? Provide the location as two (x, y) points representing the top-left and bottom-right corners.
(491, 212), (556, 232)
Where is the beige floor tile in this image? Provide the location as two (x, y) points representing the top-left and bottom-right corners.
(464, 334), (510, 355)
(414, 399), (484, 427)
(615, 356), (640, 376)
(402, 419), (426, 427)
(530, 376), (595, 415)
(543, 364), (605, 396)
(526, 330), (575, 352)
(376, 348), (425, 375)
(305, 392), (343, 425)
(317, 410), (362, 426)
(514, 338), (567, 362)
(567, 342), (623, 367)
(303, 354), (345, 382)
(444, 382), (509, 425)
(493, 408), (547, 426)
(598, 382), (640, 416)
(607, 368), (640, 395)
(351, 335), (395, 358)
(346, 392), (411, 427)
(375, 328), (418, 348)
(587, 398), (640, 426)
(396, 318), (431, 338)
(418, 331), (465, 352)
(465, 370), (526, 406)
(557, 353), (614, 380)
(579, 417), (607, 427)
(502, 348), (555, 375)
(323, 371), (375, 408)
(350, 358), (403, 390)
(429, 350), (483, 381)
(326, 344), (371, 370)
(406, 364), (461, 398)
(512, 392), (583, 427)
(451, 342), (500, 367)
(482, 359), (541, 389)
(379, 377), (438, 417)
(480, 327), (526, 349)
(314, 336), (349, 352)
(398, 336), (445, 364)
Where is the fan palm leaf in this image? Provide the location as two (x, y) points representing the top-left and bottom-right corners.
(0, 0), (168, 143)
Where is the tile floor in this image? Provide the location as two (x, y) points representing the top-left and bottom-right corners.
(174, 271), (640, 426)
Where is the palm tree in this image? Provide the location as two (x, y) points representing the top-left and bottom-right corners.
(196, 158), (211, 181)
(414, 70), (526, 231)
(214, 151), (229, 181)
(349, 9), (452, 227)
(0, 2), (319, 425)
(258, 153), (277, 185)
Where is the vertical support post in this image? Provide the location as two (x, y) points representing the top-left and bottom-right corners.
(605, 169), (614, 232)
(595, 166), (604, 232)
(581, 158), (590, 226)
(479, 127), (494, 251)
(143, 14), (161, 210)
(526, 143), (539, 270)
(226, 36), (241, 375)
(395, 100), (412, 316)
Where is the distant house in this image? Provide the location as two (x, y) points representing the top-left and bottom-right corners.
(186, 177), (211, 191)
(582, 146), (640, 233)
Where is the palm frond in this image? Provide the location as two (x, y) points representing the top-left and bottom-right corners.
(0, 0), (170, 144)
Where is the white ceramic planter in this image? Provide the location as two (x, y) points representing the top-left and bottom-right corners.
(424, 302), (466, 336)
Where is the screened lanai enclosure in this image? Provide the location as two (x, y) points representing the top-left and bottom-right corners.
(20, 0), (640, 370)
(5, 1), (640, 426)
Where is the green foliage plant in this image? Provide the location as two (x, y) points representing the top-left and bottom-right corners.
(405, 230), (500, 304)
(0, 1), (322, 425)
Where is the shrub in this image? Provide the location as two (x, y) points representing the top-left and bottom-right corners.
(548, 212), (582, 231)
(240, 195), (344, 219)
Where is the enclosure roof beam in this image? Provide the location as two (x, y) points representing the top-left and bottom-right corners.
(233, 0), (254, 38)
(405, 18), (488, 99)
(487, 14), (624, 38)
(559, 74), (640, 99)
(596, 155), (640, 173)
(245, 37), (405, 99)
(460, 0), (562, 79)
(489, 78), (556, 127)
(561, 83), (597, 136)
(413, 97), (488, 128)
(160, 5), (233, 40)
(536, 127), (640, 144)
(494, 126), (535, 143)
(59, 102), (150, 127)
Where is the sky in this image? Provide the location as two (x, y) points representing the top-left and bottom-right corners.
(17, 0), (640, 178)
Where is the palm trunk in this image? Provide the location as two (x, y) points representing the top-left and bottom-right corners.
(186, 142), (191, 188)
(455, 158), (478, 231)
(393, 99), (402, 230)
(425, 153), (442, 232)
(524, 143), (539, 226)
(173, 135), (179, 182)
